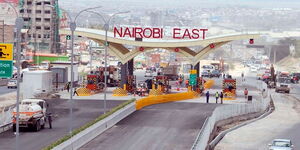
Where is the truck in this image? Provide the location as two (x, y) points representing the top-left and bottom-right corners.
(162, 65), (179, 80)
(275, 84), (290, 93)
(12, 99), (48, 132)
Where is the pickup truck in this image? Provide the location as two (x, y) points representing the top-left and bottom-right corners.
(275, 84), (290, 93)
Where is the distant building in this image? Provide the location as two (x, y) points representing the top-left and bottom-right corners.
(20, 0), (60, 54)
(0, 3), (17, 43)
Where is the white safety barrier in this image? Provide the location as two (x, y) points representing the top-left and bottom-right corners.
(53, 102), (136, 150)
(191, 82), (271, 150)
(0, 106), (13, 133)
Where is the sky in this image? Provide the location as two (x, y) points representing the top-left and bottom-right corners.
(59, 0), (300, 8)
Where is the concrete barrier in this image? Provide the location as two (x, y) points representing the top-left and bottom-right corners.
(0, 106), (13, 133)
(53, 102), (136, 150)
(135, 91), (198, 110)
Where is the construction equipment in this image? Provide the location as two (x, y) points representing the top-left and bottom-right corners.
(155, 76), (170, 93)
(162, 65), (179, 81)
(86, 66), (119, 91)
(12, 99), (48, 132)
(222, 79), (237, 100)
(126, 75), (136, 94)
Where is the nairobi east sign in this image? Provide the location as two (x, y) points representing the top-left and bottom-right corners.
(113, 27), (208, 39)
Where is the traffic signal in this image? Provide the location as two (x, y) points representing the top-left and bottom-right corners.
(66, 35), (71, 40)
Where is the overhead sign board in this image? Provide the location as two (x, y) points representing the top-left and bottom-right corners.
(0, 43), (14, 78)
(0, 60), (13, 78)
(0, 43), (13, 61)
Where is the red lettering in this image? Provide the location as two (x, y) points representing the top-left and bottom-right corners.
(191, 29), (200, 39)
(173, 28), (181, 39)
(143, 28), (153, 38)
(182, 29), (191, 39)
(134, 27), (143, 38)
(123, 27), (132, 37)
(152, 28), (161, 38)
(200, 29), (208, 39)
(160, 28), (163, 38)
(114, 27), (122, 38)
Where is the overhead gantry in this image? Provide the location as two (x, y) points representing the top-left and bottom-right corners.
(60, 27), (259, 86)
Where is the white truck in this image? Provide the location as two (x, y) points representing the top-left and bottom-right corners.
(12, 99), (48, 132)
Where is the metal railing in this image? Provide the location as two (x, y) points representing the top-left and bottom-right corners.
(191, 82), (270, 150)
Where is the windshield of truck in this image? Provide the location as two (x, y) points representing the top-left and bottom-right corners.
(273, 141), (290, 147)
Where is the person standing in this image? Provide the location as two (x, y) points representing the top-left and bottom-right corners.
(244, 88), (248, 99)
(241, 72), (244, 81)
(215, 92), (219, 103)
(220, 92), (224, 104)
(47, 113), (52, 129)
(206, 91), (210, 103)
(66, 82), (70, 93)
(73, 87), (79, 96)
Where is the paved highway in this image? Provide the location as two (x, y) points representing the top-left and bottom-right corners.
(0, 99), (125, 150)
(0, 86), (16, 95)
(80, 102), (219, 150)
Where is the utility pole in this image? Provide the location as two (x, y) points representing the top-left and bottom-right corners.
(0, 20), (4, 42)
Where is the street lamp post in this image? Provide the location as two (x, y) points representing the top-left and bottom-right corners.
(61, 6), (102, 140)
(4, 1), (24, 150)
(87, 11), (130, 113)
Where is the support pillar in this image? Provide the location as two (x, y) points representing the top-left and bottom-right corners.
(120, 63), (128, 88)
(128, 59), (134, 76)
(194, 62), (200, 78)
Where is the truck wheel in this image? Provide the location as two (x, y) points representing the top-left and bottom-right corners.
(35, 120), (41, 132)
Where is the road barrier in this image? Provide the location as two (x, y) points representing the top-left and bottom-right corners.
(191, 82), (270, 150)
(0, 106), (13, 133)
(50, 100), (135, 150)
(204, 80), (215, 89)
(136, 91), (198, 110)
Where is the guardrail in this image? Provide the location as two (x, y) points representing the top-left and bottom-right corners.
(51, 102), (136, 150)
(0, 106), (13, 133)
(191, 82), (270, 150)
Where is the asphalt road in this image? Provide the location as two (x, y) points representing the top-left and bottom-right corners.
(276, 84), (300, 148)
(0, 99), (125, 150)
(0, 86), (16, 95)
(80, 102), (219, 150)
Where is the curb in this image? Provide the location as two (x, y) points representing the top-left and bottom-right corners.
(208, 96), (275, 149)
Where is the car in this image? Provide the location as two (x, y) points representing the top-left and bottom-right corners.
(145, 70), (153, 77)
(275, 84), (290, 93)
(250, 66), (258, 72)
(210, 70), (221, 78)
(269, 139), (294, 150)
(201, 71), (210, 77)
(7, 79), (17, 88)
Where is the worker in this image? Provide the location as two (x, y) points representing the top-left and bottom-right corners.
(179, 77), (183, 86)
(47, 113), (52, 129)
(185, 79), (189, 88)
(73, 88), (79, 96)
(215, 92), (219, 104)
(220, 92), (224, 104)
(65, 82), (70, 93)
(206, 91), (210, 103)
(241, 72), (244, 81)
(244, 88), (248, 99)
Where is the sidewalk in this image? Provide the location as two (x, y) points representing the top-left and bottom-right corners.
(215, 91), (300, 150)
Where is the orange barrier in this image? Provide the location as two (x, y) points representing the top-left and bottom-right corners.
(204, 80), (215, 89)
(135, 92), (198, 110)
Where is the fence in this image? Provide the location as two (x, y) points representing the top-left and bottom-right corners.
(0, 106), (13, 133)
(191, 82), (271, 150)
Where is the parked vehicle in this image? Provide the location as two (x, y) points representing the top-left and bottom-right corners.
(210, 70), (221, 78)
(201, 71), (210, 77)
(145, 70), (153, 77)
(12, 99), (48, 132)
(275, 84), (290, 93)
(269, 139), (293, 150)
(7, 79), (17, 88)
